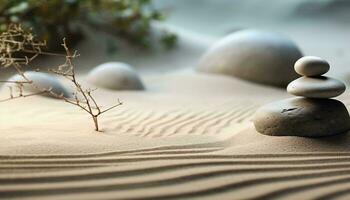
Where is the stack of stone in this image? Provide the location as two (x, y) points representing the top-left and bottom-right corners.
(287, 56), (345, 98)
(254, 56), (350, 137)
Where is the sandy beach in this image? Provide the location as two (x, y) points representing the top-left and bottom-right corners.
(1, 1), (350, 199)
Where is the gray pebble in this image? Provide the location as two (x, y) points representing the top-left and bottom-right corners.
(287, 76), (345, 98)
(87, 62), (144, 91)
(5, 71), (71, 98)
(294, 56), (330, 76)
(253, 97), (350, 137)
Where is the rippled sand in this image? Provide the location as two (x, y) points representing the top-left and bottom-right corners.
(1, 70), (350, 199)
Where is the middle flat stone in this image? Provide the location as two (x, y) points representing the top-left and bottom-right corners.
(287, 76), (345, 98)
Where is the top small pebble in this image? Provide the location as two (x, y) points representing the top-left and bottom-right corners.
(294, 56), (330, 77)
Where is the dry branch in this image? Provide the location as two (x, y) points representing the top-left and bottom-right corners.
(0, 24), (122, 131)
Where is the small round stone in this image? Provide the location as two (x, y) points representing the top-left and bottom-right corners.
(87, 62), (144, 91)
(294, 56), (330, 76)
(6, 71), (71, 98)
(196, 29), (302, 87)
(287, 76), (345, 98)
(253, 97), (350, 137)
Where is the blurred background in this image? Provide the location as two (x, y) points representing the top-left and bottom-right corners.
(155, 0), (350, 36)
(1, 0), (350, 82)
(153, 0), (350, 79)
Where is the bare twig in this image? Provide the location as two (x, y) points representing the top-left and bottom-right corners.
(0, 24), (123, 131)
(47, 38), (123, 131)
(0, 90), (49, 103)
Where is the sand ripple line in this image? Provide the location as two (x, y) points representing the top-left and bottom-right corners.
(315, 187), (350, 200)
(2, 156), (350, 166)
(2, 167), (350, 199)
(3, 162), (350, 184)
(119, 170), (350, 200)
(132, 110), (175, 135)
(235, 105), (259, 123)
(0, 140), (228, 159)
(166, 103), (253, 136)
(203, 104), (257, 135)
(85, 102), (260, 138)
(3, 151), (350, 160)
(172, 104), (250, 136)
(103, 109), (141, 131)
(121, 110), (156, 133)
(120, 110), (155, 134)
(254, 175), (350, 200)
(145, 110), (200, 137)
(109, 109), (146, 131)
(133, 108), (192, 135)
(103, 108), (139, 123)
(195, 105), (248, 135)
(164, 110), (219, 137)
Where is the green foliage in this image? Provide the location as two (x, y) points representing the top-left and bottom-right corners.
(0, 0), (177, 50)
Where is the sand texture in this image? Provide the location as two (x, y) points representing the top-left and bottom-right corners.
(1, 1), (350, 199)
(1, 72), (350, 200)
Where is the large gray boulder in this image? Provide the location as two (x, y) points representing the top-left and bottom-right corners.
(197, 30), (303, 87)
(87, 62), (144, 91)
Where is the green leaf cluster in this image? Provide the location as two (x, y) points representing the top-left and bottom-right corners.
(0, 0), (177, 49)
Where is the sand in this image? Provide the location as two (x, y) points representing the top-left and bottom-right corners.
(1, 71), (350, 199)
(1, 1), (350, 199)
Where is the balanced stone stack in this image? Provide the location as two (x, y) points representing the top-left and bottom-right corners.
(254, 56), (350, 137)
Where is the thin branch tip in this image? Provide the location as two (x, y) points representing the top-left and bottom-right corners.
(0, 25), (123, 131)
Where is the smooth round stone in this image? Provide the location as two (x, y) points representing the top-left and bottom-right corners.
(6, 71), (71, 98)
(253, 97), (350, 137)
(196, 29), (303, 87)
(294, 56), (330, 76)
(287, 76), (345, 98)
(87, 62), (144, 91)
